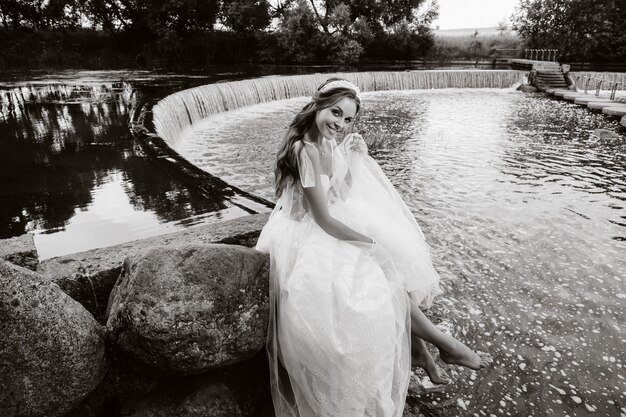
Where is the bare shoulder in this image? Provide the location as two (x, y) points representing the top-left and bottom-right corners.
(301, 140), (321, 162)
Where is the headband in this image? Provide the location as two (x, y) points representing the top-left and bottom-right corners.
(318, 80), (361, 96)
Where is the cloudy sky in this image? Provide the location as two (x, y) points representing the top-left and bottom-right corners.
(433, 0), (520, 29)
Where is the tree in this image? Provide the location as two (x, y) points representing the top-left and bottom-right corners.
(0, 0), (85, 29)
(496, 18), (509, 36)
(275, 0), (322, 62)
(512, 0), (626, 62)
(82, 0), (129, 31)
(273, 0), (438, 63)
(469, 28), (482, 57)
(221, 0), (271, 32)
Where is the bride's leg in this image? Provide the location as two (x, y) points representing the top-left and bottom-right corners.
(411, 334), (450, 384)
(409, 298), (492, 370)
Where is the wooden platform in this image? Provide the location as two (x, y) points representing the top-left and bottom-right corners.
(510, 59), (561, 71)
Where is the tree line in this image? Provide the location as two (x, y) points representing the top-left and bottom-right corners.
(511, 0), (626, 63)
(0, 0), (440, 68)
(1, 0), (624, 69)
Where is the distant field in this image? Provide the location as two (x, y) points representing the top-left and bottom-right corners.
(429, 27), (523, 59)
(434, 27), (518, 37)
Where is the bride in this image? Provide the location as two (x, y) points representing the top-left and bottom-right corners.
(256, 78), (492, 417)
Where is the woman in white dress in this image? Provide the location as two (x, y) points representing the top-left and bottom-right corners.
(256, 78), (492, 417)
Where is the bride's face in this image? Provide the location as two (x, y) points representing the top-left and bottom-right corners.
(314, 97), (358, 140)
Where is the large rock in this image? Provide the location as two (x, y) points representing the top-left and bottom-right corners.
(517, 84), (538, 93)
(39, 213), (269, 323)
(0, 260), (107, 417)
(119, 352), (272, 417)
(122, 373), (242, 417)
(114, 352), (273, 417)
(0, 233), (38, 270)
(66, 347), (271, 417)
(64, 360), (158, 417)
(106, 244), (270, 376)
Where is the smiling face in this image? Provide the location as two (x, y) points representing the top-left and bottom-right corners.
(313, 97), (358, 140)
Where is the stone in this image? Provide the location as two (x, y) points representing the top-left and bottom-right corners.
(545, 88), (568, 95)
(588, 101), (619, 110)
(602, 105), (626, 116)
(554, 90), (573, 98)
(118, 352), (271, 417)
(621, 115), (626, 128)
(574, 96), (612, 105)
(39, 213), (269, 323)
(121, 373), (242, 417)
(0, 260), (107, 417)
(64, 359), (158, 417)
(591, 129), (620, 140)
(517, 84), (538, 93)
(106, 244), (270, 376)
(0, 233), (38, 270)
(66, 346), (271, 417)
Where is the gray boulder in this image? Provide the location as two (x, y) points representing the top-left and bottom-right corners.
(0, 233), (38, 270)
(0, 260), (107, 417)
(38, 212), (269, 323)
(122, 373), (242, 417)
(106, 244), (269, 376)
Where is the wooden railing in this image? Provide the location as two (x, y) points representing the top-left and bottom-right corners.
(493, 48), (521, 59)
(525, 49), (559, 61)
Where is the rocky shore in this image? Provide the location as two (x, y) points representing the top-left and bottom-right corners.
(1, 214), (274, 417)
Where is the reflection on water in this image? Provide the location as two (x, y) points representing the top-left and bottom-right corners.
(177, 89), (626, 416)
(0, 72), (252, 259)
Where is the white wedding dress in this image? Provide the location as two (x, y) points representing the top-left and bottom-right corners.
(256, 136), (442, 417)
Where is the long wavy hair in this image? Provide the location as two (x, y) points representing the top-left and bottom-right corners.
(274, 78), (361, 198)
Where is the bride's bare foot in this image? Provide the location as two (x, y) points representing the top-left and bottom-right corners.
(439, 341), (492, 370)
(413, 350), (451, 385)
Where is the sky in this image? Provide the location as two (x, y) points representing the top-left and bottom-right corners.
(432, 0), (520, 30)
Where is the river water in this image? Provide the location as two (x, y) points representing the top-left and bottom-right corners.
(176, 89), (626, 417)
(0, 71), (259, 259)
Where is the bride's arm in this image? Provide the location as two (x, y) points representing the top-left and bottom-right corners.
(303, 183), (372, 244)
(302, 145), (373, 245)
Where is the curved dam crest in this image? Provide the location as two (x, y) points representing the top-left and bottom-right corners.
(152, 70), (527, 147)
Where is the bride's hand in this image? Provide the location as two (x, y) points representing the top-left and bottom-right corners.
(343, 133), (368, 154)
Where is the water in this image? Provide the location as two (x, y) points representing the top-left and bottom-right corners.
(0, 69), (524, 260)
(0, 71), (255, 259)
(175, 89), (626, 416)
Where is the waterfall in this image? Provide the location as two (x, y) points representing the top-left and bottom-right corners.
(153, 70), (526, 145)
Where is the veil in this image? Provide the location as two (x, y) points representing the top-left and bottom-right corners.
(337, 134), (442, 304)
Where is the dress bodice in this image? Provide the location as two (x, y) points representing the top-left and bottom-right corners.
(319, 174), (331, 194)
(274, 138), (350, 222)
